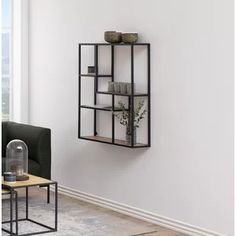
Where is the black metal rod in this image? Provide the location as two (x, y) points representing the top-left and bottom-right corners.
(10, 189), (13, 235)
(111, 45), (115, 143)
(15, 190), (18, 235)
(1, 228), (16, 235)
(94, 45), (98, 136)
(55, 183), (58, 231)
(130, 45), (134, 147)
(27, 219), (55, 231)
(128, 97), (131, 110)
(3, 226), (56, 236)
(2, 218), (26, 224)
(78, 44), (81, 138)
(16, 230), (56, 236)
(26, 187), (28, 219)
(79, 43), (150, 46)
(147, 44), (151, 146)
(47, 185), (50, 204)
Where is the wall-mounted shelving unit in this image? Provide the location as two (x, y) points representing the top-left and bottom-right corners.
(78, 43), (151, 148)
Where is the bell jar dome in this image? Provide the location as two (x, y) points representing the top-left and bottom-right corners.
(6, 139), (29, 181)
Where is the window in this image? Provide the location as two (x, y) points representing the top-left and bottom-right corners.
(2, 0), (12, 121)
(1, 0), (29, 122)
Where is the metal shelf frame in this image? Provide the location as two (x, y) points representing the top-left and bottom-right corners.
(78, 43), (151, 148)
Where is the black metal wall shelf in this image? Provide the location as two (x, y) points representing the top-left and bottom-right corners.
(78, 42), (151, 148)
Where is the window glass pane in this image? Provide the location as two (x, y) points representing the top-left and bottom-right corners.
(2, 0), (11, 120)
(2, 0), (10, 28)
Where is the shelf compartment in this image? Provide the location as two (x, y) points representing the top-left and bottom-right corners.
(97, 91), (148, 97)
(79, 74), (112, 77)
(80, 135), (148, 148)
(80, 104), (128, 112)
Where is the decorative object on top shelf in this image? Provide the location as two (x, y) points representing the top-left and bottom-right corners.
(87, 66), (96, 74)
(6, 139), (29, 181)
(122, 33), (138, 44)
(104, 31), (122, 43)
(114, 100), (147, 145)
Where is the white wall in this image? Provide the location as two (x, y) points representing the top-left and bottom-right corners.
(28, 0), (234, 235)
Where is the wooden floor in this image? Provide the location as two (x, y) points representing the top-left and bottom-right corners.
(2, 188), (189, 236)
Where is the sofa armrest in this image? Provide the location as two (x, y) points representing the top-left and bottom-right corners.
(36, 128), (51, 179)
(5, 122), (51, 179)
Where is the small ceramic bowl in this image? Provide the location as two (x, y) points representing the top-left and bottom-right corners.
(122, 33), (138, 44)
(3, 172), (16, 182)
(104, 31), (122, 43)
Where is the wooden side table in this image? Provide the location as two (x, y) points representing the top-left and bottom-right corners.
(2, 174), (58, 236)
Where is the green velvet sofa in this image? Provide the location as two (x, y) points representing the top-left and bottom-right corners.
(2, 121), (51, 180)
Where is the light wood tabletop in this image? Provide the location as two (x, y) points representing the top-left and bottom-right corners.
(2, 189), (10, 194)
(2, 174), (54, 189)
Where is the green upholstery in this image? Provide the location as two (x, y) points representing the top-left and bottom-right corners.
(2, 122), (51, 179)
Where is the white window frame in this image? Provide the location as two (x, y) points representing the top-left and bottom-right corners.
(11, 0), (29, 123)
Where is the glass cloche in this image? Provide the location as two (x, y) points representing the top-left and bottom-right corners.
(6, 139), (29, 181)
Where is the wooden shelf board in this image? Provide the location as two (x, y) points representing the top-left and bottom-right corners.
(97, 91), (148, 97)
(81, 135), (148, 147)
(79, 43), (150, 46)
(80, 105), (127, 111)
(79, 74), (112, 77)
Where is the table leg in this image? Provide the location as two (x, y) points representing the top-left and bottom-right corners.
(10, 189), (13, 236)
(55, 183), (58, 231)
(15, 190), (18, 236)
(47, 185), (50, 204)
(26, 186), (29, 219)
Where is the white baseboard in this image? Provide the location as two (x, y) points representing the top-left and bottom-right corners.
(56, 184), (225, 236)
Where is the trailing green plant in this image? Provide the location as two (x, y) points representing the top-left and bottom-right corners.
(114, 100), (147, 128)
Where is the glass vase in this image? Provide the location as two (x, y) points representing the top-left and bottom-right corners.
(126, 126), (137, 145)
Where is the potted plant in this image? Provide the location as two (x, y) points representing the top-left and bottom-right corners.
(114, 100), (147, 145)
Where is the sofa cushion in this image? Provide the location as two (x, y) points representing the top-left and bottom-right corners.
(2, 157), (41, 177)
